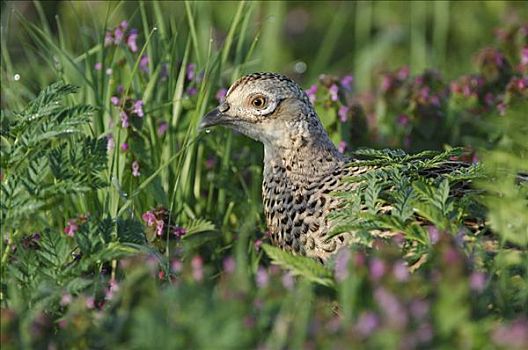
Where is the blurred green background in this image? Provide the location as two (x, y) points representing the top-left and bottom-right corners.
(3, 0), (527, 95)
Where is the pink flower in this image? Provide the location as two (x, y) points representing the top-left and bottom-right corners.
(131, 160), (140, 177)
(329, 84), (339, 101)
(120, 111), (129, 128)
(369, 258), (386, 281)
(64, 219), (78, 237)
(157, 122), (168, 136)
(139, 54), (149, 73)
(397, 66), (410, 80)
(172, 226), (186, 237)
(334, 248), (351, 282)
(85, 296), (95, 309)
(171, 259), (183, 273)
(469, 271), (486, 292)
(521, 47), (528, 66)
(392, 260), (409, 282)
(120, 143), (129, 152)
(192, 256), (204, 282)
(142, 211), (156, 226)
(94, 62), (102, 71)
(355, 312), (379, 337)
(223, 256), (236, 274)
(281, 272), (295, 290)
(105, 279), (120, 300)
(60, 293), (72, 306)
(305, 84), (318, 104)
(132, 100), (144, 117)
(104, 31), (113, 46)
(127, 29), (138, 52)
(340, 75), (354, 91)
(397, 114), (410, 126)
(106, 134), (115, 152)
(205, 157), (217, 170)
(338, 140), (347, 154)
(338, 106), (349, 123)
(155, 220), (164, 236)
(186, 86), (197, 96)
(492, 318), (528, 349)
(215, 88), (227, 103)
(255, 267), (269, 288)
(119, 20), (128, 30)
(114, 26), (124, 44)
(110, 96), (120, 106)
(427, 225), (440, 244)
(186, 63), (196, 81)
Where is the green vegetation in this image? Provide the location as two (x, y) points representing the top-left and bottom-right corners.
(1, 1), (527, 349)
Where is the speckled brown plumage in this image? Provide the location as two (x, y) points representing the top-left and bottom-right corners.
(201, 72), (380, 261)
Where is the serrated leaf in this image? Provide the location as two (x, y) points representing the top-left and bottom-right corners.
(262, 244), (334, 287)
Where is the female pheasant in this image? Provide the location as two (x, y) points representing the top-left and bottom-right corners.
(201, 72), (473, 262)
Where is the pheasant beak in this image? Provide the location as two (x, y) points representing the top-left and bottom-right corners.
(199, 103), (230, 130)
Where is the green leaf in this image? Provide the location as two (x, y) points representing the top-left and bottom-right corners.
(262, 244), (334, 287)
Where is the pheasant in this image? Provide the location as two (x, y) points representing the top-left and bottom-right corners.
(200, 72), (475, 262)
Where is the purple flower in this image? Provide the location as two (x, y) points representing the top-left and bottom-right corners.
(305, 84), (318, 104)
(427, 225), (440, 244)
(215, 88), (228, 103)
(497, 101), (507, 116)
(155, 219), (164, 236)
(340, 75), (354, 91)
(397, 66), (410, 80)
(338, 106), (349, 123)
(521, 47), (528, 66)
(114, 26), (124, 44)
(374, 287), (408, 328)
(106, 134), (115, 152)
(131, 160), (140, 177)
(119, 20), (128, 30)
(186, 86), (197, 96)
(192, 256), (204, 282)
(120, 143), (129, 152)
(397, 114), (410, 126)
(120, 111), (129, 128)
(392, 260), (409, 282)
(329, 84), (339, 101)
(410, 299), (429, 320)
(172, 226), (186, 237)
(132, 100), (144, 117)
(281, 272), (295, 290)
(334, 247), (351, 282)
(157, 121), (169, 136)
(171, 259), (183, 273)
(116, 84), (124, 95)
(94, 62), (102, 71)
(127, 28), (138, 52)
(111, 96), (120, 106)
(205, 157), (217, 170)
(105, 279), (120, 300)
(85, 297), (95, 309)
(223, 256), (236, 274)
(369, 258), (386, 281)
(139, 54), (149, 73)
(469, 271), (486, 292)
(255, 267), (269, 288)
(64, 219), (78, 237)
(338, 140), (347, 154)
(355, 312), (379, 337)
(142, 211), (156, 226)
(104, 31), (114, 46)
(381, 75), (393, 92)
(60, 293), (72, 306)
(186, 63), (196, 81)
(492, 318), (528, 349)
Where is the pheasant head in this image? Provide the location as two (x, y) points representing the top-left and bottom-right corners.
(201, 72), (344, 176)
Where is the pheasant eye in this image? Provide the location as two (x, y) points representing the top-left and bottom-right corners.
(251, 96), (267, 109)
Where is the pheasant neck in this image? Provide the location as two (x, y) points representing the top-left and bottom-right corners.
(263, 136), (345, 184)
